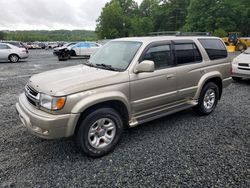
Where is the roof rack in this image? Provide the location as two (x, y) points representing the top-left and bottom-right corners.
(147, 31), (211, 36)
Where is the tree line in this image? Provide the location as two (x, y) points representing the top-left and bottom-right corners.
(96, 0), (250, 39)
(0, 30), (96, 42)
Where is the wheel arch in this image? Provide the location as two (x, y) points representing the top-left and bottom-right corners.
(195, 73), (223, 100)
(8, 53), (20, 60)
(73, 99), (130, 136)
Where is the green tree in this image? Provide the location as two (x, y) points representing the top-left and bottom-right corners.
(0, 31), (5, 40)
(184, 0), (249, 34)
(156, 0), (189, 32)
(96, 0), (139, 39)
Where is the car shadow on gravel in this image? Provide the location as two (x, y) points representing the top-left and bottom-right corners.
(0, 60), (28, 64)
(233, 79), (250, 85)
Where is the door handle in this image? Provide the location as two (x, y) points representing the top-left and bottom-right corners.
(166, 74), (175, 80)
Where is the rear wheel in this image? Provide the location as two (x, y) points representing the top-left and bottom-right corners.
(76, 107), (124, 157)
(193, 82), (219, 116)
(9, 54), (19, 63)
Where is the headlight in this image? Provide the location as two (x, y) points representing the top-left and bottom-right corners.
(232, 58), (239, 65)
(40, 93), (66, 110)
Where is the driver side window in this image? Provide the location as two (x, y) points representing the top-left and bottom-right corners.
(141, 44), (173, 70)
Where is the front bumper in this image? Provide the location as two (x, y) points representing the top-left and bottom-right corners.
(232, 64), (250, 79)
(16, 93), (80, 139)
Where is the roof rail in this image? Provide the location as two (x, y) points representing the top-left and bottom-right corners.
(147, 31), (211, 36)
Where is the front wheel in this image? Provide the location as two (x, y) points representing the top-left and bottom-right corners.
(75, 107), (124, 157)
(193, 82), (219, 116)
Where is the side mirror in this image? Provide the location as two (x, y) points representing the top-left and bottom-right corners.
(135, 60), (155, 73)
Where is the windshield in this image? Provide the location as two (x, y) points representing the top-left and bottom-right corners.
(244, 47), (250, 54)
(89, 41), (142, 71)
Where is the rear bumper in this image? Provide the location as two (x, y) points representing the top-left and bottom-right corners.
(19, 53), (29, 59)
(16, 93), (80, 139)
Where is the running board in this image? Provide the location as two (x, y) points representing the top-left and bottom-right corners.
(129, 101), (197, 127)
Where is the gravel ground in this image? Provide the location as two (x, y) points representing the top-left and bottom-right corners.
(0, 50), (250, 187)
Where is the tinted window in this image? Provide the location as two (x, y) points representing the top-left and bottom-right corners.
(141, 44), (172, 69)
(0, 44), (10, 49)
(175, 43), (202, 65)
(199, 39), (227, 60)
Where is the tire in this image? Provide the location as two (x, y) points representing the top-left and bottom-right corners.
(75, 107), (124, 157)
(236, 43), (247, 52)
(9, 54), (19, 63)
(232, 77), (242, 81)
(193, 82), (219, 116)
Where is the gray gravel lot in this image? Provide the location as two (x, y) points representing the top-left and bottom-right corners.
(0, 50), (250, 187)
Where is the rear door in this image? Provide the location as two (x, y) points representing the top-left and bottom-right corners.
(173, 40), (204, 100)
(80, 43), (91, 56)
(89, 43), (101, 56)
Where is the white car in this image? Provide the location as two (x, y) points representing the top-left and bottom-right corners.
(68, 42), (102, 57)
(232, 47), (250, 81)
(0, 43), (29, 63)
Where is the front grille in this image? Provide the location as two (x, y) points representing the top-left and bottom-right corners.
(25, 85), (40, 107)
(238, 67), (250, 71)
(238, 63), (249, 67)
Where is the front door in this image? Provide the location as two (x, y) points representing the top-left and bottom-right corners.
(130, 42), (177, 116)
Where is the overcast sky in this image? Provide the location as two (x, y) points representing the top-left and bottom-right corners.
(0, 0), (143, 31)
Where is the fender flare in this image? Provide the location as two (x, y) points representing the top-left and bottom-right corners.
(194, 71), (222, 100)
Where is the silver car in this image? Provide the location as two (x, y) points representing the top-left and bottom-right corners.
(232, 47), (250, 81)
(68, 42), (102, 57)
(0, 43), (29, 63)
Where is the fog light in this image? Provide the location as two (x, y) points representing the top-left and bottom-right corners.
(32, 126), (49, 135)
(43, 130), (49, 135)
(33, 126), (42, 133)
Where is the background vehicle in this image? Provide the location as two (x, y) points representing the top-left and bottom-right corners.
(53, 42), (77, 56)
(231, 47), (250, 81)
(4, 41), (28, 50)
(69, 42), (102, 57)
(0, 43), (28, 62)
(46, 42), (58, 49)
(16, 36), (231, 157)
(222, 32), (250, 52)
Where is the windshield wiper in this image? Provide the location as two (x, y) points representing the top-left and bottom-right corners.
(96, 63), (121, 71)
(83, 60), (94, 67)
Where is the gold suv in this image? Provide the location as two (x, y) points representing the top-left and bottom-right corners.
(16, 36), (232, 157)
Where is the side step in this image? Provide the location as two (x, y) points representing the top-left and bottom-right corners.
(129, 101), (197, 127)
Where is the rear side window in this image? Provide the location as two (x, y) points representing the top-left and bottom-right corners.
(198, 39), (227, 60)
(141, 44), (173, 69)
(175, 43), (202, 65)
(0, 44), (10, 49)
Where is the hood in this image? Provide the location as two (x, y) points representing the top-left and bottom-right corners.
(28, 65), (128, 96)
(54, 46), (67, 51)
(235, 53), (250, 63)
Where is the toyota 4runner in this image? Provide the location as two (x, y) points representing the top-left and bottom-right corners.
(16, 36), (232, 157)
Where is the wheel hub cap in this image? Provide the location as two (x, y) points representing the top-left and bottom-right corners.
(203, 89), (216, 110)
(88, 118), (116, 149)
